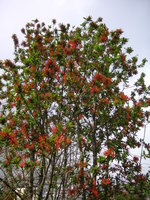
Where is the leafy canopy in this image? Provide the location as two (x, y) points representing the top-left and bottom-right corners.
(0, 16), (150, 199)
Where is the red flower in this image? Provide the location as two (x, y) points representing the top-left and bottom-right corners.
(111, 151), (115, 158)
(104, 149), (111, 157)
(5, 160), (9, 165)
(93, 180), (96, 185)
(20, 161), (25, 168)
(26, 143), (30, 148)
(68, 40), (76, 50)
(120, 93), (129, 102)
(45, 93), (49, 97)
(54, 134), (65, 150)
(21, 124), (26, 133)
(104, 98), (109, 104)
(105, 77), (111, 86)
(92, 188), (98, 198)
(121, 54), (126, 62)
(104, 149), (115, 158)
(33, 111), (36, 118)
(14, 97), (21, 101)
(90, 86), (99, 94)
(65, 138), (71, 145)
(67, 167), (72, 172)
(51, 126), (57, 134)
(99, 35), (107, 43)
(68, 188), (72, 196)
(94, 73), (103, 81)
(9, 133), (17, 145)
(11, 102), (16, 107)
(133, 156), (139, 162)
(10, 119), (14, 126)
(101, 178), (110, 185)
(0, 131), (7, 138)
(82, 183), (86, 189)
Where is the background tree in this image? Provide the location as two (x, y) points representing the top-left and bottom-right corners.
(0, 16), (150, 199)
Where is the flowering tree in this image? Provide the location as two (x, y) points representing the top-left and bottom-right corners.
(0, 16), (150, 199)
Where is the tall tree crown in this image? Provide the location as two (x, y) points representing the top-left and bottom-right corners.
(0, 16), (150, 199)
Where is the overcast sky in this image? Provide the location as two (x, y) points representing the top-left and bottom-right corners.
(0, 0), (150, 173)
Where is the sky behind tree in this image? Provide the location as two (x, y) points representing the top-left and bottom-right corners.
(0, 0), (149, 173)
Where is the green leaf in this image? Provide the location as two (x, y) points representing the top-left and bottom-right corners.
(122, 151), (128, 159)
(97, 156), (105, 163)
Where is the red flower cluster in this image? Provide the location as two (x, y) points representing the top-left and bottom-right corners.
(54, 133), (70, 150)
(19, 160), (25, 168)
(93, 73), (103, 81)
(133, 156), (139, 162)
(92, 188), (98, 198)
(99, 34), (107, 43)
(92, 73), (111, 87)
(11, 102), (16, 108)
(9, 132), (17, 145)
(104, 149), (115, 158)
(51, 126), (57, 134)
(120, 93), (130, 102)
(0, 131), (7, 138)
(101, 178), (110, 185)
(89, 186), (98, 198)
(68, 40), (76, 50)
(134, 175), (146, 182)
(104, 97), (109, 104)
(90, 85), (99, 94)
